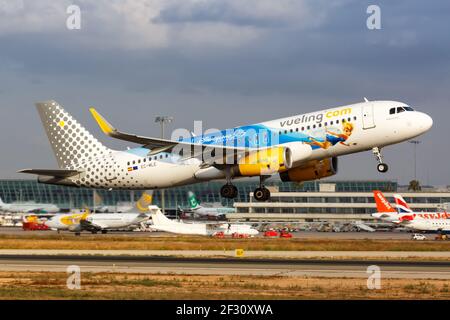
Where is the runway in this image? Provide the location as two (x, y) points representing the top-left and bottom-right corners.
(0, 254), (449, 279)
(0, 227), (420, 240)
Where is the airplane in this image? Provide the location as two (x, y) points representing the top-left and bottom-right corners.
(0, 196), (59, 214)
(45, 210), (149, 235)
(371, 190), (450, 222)
(400, 215), (450, 234)
(149, 205), (258, 236)
(19, 100), (432, 201)
(179, 191), (235, 219)
(45, 191), (153, 234)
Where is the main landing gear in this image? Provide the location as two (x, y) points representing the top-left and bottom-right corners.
(220, 183), (238, 199)
(253, 176), (271, 202)
(220, 168), (239, 199)
(372, 147), (388, 173)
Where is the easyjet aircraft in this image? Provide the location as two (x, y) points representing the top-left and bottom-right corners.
(371, 191), (450, 222)
(20, 100), (432, 201)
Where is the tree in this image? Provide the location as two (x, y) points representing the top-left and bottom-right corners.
(408, 180), (421, 191)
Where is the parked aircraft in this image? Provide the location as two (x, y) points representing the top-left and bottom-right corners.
(401, 215), (450, 234)
(371, 190), (450, 222)
(149, 206), (258, 236)
(179, 191), (235, 219)
(0, 197), (59, 214)
(20, 100), (432, 201)
(45, 210), (148, 235)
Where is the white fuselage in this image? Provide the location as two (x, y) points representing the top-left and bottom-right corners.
(150, 210), (258, 236)
(0, 201), (59, 213)
(403, 219), (450, 233)
(372, 211), (450, 223)
(46, 213), (146, 231)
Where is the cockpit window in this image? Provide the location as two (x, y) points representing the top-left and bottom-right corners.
(389, 108), (396, 115)
(404, 106), (414, 111)
(397, 107), (405, 113)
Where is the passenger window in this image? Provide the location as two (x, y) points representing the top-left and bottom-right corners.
(389, 108), (396, 115)
(336, 120), (339, 124)
(312, 125), (316, 129)
(330, 121), (333, 125)
(132, 161), (135, 165)
(353, 116), (357, 121)
(295, 128), (298, 132)
(301, 127), (305, 131)
(307, 126), (310, 130)
(127, 162), (130, 166)
(324, 122), (327, 126)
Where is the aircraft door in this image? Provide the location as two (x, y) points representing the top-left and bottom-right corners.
(362, 104), (376, 129)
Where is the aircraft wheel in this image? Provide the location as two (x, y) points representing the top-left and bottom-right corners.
(101, 230), (107, 234)
(377, 163), (388, 173)
(254, 187), (270, 202)
(220, 184), (238, 199)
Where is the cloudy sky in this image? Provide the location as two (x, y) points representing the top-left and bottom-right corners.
(0, 0), (449, 185)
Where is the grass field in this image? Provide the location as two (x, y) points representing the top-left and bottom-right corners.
(0, 234), (449, 251)
(0, 271), (448, 299)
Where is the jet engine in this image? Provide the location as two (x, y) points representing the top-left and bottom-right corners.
(279, 157), (338, 182)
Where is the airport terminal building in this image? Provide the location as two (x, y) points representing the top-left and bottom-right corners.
(1, 179), (449, 221)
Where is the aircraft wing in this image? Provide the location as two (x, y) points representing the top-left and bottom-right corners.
(18, 169), (82, 178)
(90, 108), (254, 157)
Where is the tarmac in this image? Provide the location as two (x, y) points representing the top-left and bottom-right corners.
(0, 254), (448, 279)
(0, 227), (420, 239)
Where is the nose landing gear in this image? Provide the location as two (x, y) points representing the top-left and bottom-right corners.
(373, 147), (389, 173)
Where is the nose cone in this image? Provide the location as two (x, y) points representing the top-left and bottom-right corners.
(418, 112), (433, 133)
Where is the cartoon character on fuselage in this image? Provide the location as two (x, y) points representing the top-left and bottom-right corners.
(306, 122), (354, 149)
(19, 100), (432, 202)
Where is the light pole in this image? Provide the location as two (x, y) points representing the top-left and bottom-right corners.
(155, 116), (173, 213)
(409, 140), (421, 181)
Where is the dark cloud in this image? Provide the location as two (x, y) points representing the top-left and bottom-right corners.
(0, 0), (449, 185)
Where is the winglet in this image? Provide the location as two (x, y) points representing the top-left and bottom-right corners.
(89, 108), (115, 135)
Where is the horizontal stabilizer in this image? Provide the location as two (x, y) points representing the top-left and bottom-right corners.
(18, 169), (82, 178)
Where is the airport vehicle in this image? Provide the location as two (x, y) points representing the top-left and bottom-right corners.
(279, 231), (293, 238)
(22, 215), (49, 231)
(372, 190), (450, 222)
(149, 206), (258, 236)
(411, 233), (427, 241)
(45, 211), (149, 235)
(179, 191), (235, 219)
(20, 100), (432, 201)
(0, 197), (59, 214)
(264, 230), (279, 237)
